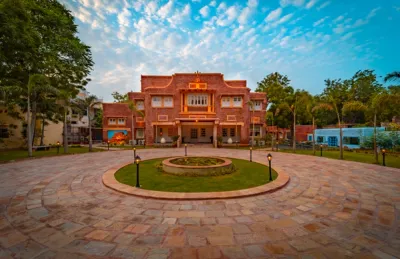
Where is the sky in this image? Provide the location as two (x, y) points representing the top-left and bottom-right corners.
(61, 0), (400, 102)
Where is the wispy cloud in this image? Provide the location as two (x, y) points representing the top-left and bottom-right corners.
(317, 1), (330, 11)
(306, 0), (318, 9)
(265, 7), (282, 22)
(313, 16), (329, 27)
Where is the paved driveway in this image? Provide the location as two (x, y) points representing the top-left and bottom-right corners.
(0, 148), (399, 258)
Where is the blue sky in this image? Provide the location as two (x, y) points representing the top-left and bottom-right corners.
(61, 0), (400, 102)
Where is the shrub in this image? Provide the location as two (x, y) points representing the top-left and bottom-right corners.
(172, 135), (180, 142)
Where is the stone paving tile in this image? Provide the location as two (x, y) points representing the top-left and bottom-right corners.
(1, 148), (400, 258)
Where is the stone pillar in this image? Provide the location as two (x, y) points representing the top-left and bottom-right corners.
(213, 123), (217, 148)
(177, 123), (182, 148)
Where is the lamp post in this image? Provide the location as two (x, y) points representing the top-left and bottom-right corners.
(135, 155), (141, 188)
(250, 147), (252, 162)
(382, 149), (386, 166)
(185, 144), (187, 156)
(133, 147), (136, 158)
(320, 144), (323, 157)
(56, 141), (60, 154)
(267, 153), (272, 181)
(107, 140), (110, 151)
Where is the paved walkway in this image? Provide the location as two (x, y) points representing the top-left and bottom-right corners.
(0, 148), (399, 258)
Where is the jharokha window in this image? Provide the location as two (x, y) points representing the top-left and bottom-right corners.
(108, 118), (116, 125)
(221, 96), (243, 108)
(117, 118), (125, 125)
(152, 96), (173, 108)
(188, 94), (208, 107)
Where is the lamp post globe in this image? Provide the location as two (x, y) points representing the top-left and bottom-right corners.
(56, 141), (60, 154)
(250, 147), (253, 162)
(320, 144), (323, 157)
(267, 153), (272, 181)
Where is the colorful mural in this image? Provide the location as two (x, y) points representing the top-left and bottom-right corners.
(107, 130), (128, 144)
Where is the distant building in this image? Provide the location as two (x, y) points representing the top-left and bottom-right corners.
(307, 127), (386, 149)
(266, 126), (288, 141)
(295, 125), (316, 142)
(102, 72), (267, 147)
(0, 106), (62, 149)
(66, 90), (103, 144)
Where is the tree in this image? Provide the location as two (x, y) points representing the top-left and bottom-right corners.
(275, 90), (312, 152)
(266, 111), (275, 150)
(247, 101), (255, 147)
(112, 91), (128, 103)
(384, 71), (400, 82)
(0, 0), (93, 156)
(75, 95), (101, 152)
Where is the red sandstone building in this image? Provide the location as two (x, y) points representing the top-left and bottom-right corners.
(102, 72), (267, 147)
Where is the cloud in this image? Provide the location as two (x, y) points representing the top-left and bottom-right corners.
(144, 1), (158, 17)
(238, 0), (258, 24)
(216, 5), (238, 26)
(117, 8), (131, 27)
(265, 8), (282, 22)
(157, 0), (174, 19)
(334, 15), (345, 23)
(317, 1), (330, 10)
(210, 1), (217, 7)
(341, 32), (354, 41)
(280, 0), (305, 7)
(306, 0), (318, 9)
(248, 0), (259, 8)
(199, 5), (210, 17)
(313, 16), (329, 27)
(167, 4), (191, 27)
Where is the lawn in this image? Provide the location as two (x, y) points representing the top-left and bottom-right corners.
(115, 157), (278, 192)
(279, 149), (400, 169)
(0, 147), (104, 162)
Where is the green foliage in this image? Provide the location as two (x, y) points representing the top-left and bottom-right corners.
(93, 109), (103, 128)
(361, 132), (400, 149)
(111, 91), (128, 103)
(170, 157), (224, 166)
(171, 135), (180, 142)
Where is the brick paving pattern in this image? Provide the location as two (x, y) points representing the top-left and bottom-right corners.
(0, 148), (400, 258)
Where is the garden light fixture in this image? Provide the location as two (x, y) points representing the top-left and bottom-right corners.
(267, 153), (273, 181)
(135, 155), (141, 187)
(382, 149), (386, 166)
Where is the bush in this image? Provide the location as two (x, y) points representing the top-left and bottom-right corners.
(172, 135), (180, 142)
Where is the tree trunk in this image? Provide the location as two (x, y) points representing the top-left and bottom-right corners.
(27, 95), (33, 157)
(312, 116), (315, 156)
(252, 109), (255, 147)
(292, 112), (296, 152)
(63, 109), (68, 153)
(88, 107), (93, 152)
(30, 101), (37, 146)
(338, 118), (343, 160)
(374, 112), (378, 163)
(40, 117), (45, 146)
(271, 117), (274, 151)
(131, 112), (135, 146)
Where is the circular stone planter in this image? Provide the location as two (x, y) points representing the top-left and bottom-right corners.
(162, 156), (233, 176)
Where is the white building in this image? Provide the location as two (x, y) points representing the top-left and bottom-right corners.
(307, 127), (386, 149)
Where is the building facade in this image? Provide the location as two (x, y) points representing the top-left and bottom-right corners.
(308, 127), (386, 149)
(103, 72), (267, 147)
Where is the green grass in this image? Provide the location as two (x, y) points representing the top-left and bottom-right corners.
(0, 147), (105, 162)
(279, 149), (400, 169)
(115, 157), (278, 192)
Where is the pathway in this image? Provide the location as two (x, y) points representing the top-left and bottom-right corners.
(0, 148), (399, 258)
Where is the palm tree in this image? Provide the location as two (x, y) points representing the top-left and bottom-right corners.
(75, 94), (101, 152)
(266, 111), (275, 151)
(384, 71), (400, 82)
(57, 90), (75, 154)
(247, 101), (255, 147)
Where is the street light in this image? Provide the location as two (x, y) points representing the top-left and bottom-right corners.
(135, 155), (141, 188)
(382, 149), (386, 166)
(185, 144), (187, 156)
(320, 144), (323, 157)
(133, 147), (136, 158)
(250, 147), (253, 162)
(107, 140), (110, 151)
(267, 153), (272, 181)
(56, 141), (60, 154)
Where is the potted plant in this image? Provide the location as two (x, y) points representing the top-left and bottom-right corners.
(217, 136), (223, 148)
(172, 135), (180, 147)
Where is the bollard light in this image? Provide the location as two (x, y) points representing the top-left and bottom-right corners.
(185, 144), (187, 156)
(320, 144), (323, 157)
(56, 141), (60, 154)
(133, 147), (136, 158)
(382, 149), (386, 167)
(135, 155), (141, 187)
(267, 153), (272, 181)
(250, 147), (253, 162)
(107, 140), (110, 151)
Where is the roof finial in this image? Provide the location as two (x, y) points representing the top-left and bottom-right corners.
(194, 70), (201, 82)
